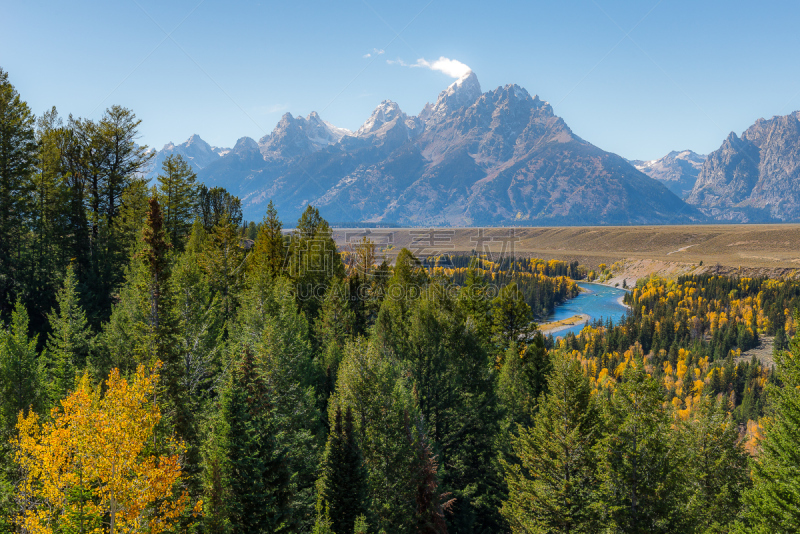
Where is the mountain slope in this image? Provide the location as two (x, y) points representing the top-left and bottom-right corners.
(191, 71), (701, 226)
(687, 111), (800, 222)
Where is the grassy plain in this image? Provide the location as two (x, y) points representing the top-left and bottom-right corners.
(333, 224), (800, 276)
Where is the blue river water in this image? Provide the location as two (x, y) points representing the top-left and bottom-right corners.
(544, 282), (630, 337)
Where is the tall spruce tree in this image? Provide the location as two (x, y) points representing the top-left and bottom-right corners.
(0, 300), (44, 427)
(225, 348), (291, 534)
(315, 406), (369, 534)
(247, 200), (286, 281)
(0, 68), (36, 313)
(328, 338), (420, 531)
(679, 395), (750, 533)
(157, 154), (198, 251)
(742, 319), (800, 532)
(597, 357), (678, 533)
(491, 282), (536, 359)
(289, 205), (345, 322)
(501, 352), (602, 533)
(30, 107), (71, 323)
(45, 264), (93, 404)
(200, 213), (245, 327)
(498, 331), (551, 429)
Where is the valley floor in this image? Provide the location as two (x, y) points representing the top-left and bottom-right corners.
(332, 224), (800, 275)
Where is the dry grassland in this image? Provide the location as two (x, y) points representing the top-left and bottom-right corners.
(333, 225), (800, 278)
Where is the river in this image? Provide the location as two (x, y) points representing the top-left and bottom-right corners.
(543, 282), (630, 337)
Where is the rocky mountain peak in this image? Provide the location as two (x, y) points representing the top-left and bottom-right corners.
(259, 111), (350, 160)
(632, 149), (706, 199)
(356, 100), (407, 137)
(186, 133), (210, 148)
(421, 70), (482, 125)
(233, 136), (259, 155)
(686, 110), (800, 221)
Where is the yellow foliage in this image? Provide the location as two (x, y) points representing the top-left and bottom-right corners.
(14, 364), (199, 533)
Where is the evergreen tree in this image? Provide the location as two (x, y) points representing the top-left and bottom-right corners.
(376, 279), (505, 531)
(172, 229), (223, 407)
(491, 282), (535, 358)
(597, 357), (678, 533)
(679, 395), (750, 533)
(411, 424), (453, 534)
(29, 107), (71, 325)
(198, 185), (242, 232)
(316, 406), (369, 534)
(247, 200), (286, 280)
(0, 68), (36, 312)
(457, 267), (493, 347)
(498, 331), (551, 429)
(329, 338), (420, 531)
(157, 154), (198, 251)
(140, 196), (174, 357)
(45, 264), (93, 404)
(116, 177), (150, 258)
(201, 213), (246, 327)
(742, 319), (800, 532)
(225, 349), (292, 533)
(288, 205), (345, 322)
(235, 276), (323, 529)
(0, 300), (44, 427)
(314, 277), (356, 423)
(501, 352), (602, 533)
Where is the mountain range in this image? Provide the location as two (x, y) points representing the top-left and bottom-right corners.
(146, 72), (800, 226)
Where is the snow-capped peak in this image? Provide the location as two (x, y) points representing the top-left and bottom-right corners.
(356, 100), (406, 137)
(422, 70), (482, 125)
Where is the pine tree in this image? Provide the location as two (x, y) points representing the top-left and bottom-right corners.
(597, 357), (678, 533)
(225, 349), (291, 534)
(501, 352), (602, 533)
(200, 213), (245, 326)
(247, 200), (286, 280)
(157, 154), (198, 251)
(288, 205), (345, 321)
(314, 278), (356, 423)
(116, 177), (150, 258)
(140, 196), (173, 346)
(29, 107), (71, 322)
(328, 339), (419, 531)
(0, 300), (44, 428)
(316, 406), (369, 534)
(45, 264), (93, 404)
(0, 68), (37, 312)
(198, 185), (242, 232)
(679, 395), (750, 533)
(498, 331), (551, 429)
(492, 282), (536, 358)
(410, 423), (453, 534)
(457, 267), (492, 345)
(742, 318), (800, 532)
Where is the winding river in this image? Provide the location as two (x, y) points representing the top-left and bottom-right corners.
(543, 282), (630, 337)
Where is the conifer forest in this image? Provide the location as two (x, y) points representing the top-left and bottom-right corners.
(3, 66), (800, 534)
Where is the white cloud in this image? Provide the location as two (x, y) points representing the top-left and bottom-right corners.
(388, 56), (471, 79)
(363, 48), (385, 58)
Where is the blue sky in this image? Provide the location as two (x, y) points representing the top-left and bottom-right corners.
(3, 0), (800, 160)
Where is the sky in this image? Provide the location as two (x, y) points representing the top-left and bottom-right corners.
(3, 0), (800, 161)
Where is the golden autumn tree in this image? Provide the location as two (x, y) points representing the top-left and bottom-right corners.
(14, 363), (200, 533)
